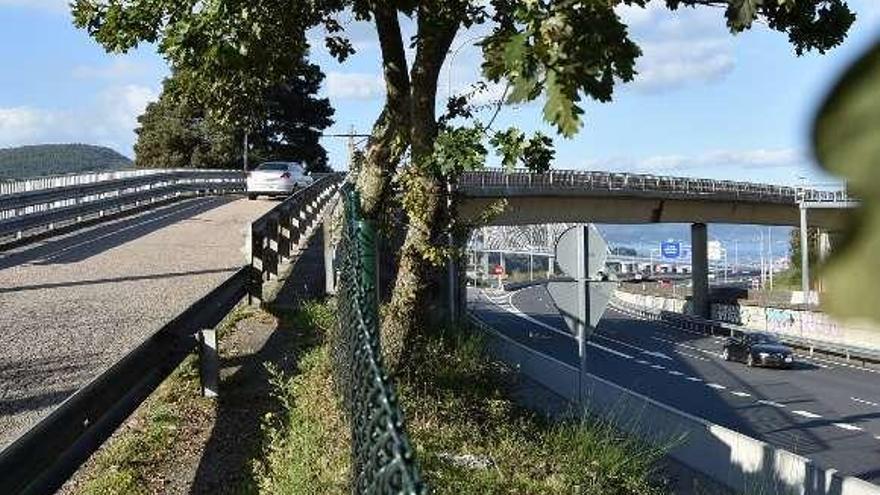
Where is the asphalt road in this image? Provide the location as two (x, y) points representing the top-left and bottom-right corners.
(0, 196), (275, 448)
(469, 284), (880, 484)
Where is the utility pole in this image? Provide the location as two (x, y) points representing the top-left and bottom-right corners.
(243, 131), (249, 172)
(768, 227), (774, 290)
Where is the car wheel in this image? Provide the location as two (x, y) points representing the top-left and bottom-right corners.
(247, 194), (257, 201)
(721, 348), (730, 361)
(746, 354), (754, 367)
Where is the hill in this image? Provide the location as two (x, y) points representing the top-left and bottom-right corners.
(0, 144), (133, 180)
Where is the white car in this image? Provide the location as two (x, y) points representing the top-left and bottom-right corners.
(246, 161), (313, 200)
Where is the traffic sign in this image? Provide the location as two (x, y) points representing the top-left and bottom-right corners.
(555, 224), (607, 279)
(661, 241), (681, 259)
(491, 264), (504, 275)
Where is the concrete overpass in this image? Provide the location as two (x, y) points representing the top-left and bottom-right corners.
(453, 169), (858, 318)
(455, 169), (853, 229)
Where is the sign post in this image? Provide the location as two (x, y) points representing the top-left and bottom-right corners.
(546, 224), (617, 408)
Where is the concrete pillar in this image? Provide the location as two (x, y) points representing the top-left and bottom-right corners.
(323, 218), (335, 295)
(691, 223), (709, 318)
(817, 230), (831, 294)
(800, 206), (810, 301)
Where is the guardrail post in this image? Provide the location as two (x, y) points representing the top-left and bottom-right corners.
(198, 328), (219, 398)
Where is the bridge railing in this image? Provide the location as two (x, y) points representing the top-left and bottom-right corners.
(457, 169), (856, 204)
(0, 169), (244, 246)
(0, 175), (341, 495)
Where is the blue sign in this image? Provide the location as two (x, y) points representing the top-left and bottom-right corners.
(661, 241), (681, 259)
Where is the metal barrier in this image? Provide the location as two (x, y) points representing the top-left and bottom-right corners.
(332, 185), (425, 494)
(611, 298), (880, 366)
(457, 169), (856, 204)
(0, 169), (245, 244)
(0, 176), (342, 495)
(247, 174), (344, 302)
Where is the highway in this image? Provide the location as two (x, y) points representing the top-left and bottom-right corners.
(0, 196), (274, 448)
(469, 284), (880, 484)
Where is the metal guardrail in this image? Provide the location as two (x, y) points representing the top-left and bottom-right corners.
(0, 176), (343, 495)
(457, 169), (856, 205)
(332, 185), (425, 494)
(612, 299), (880, 366)
(0, 169), (245, 244)
(248, 174), (344, 301)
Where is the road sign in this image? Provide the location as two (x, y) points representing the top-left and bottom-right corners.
(661, 241), (681, 259)
(555, 224), (607, 279)
(708, 240), (723, 261)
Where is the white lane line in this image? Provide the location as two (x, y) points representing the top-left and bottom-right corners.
(706, 383), (726, 390)
(667, 370), (684, 376)
(651, 364), (666, 370)
(494, 292), (634, 360)
(730, 391), (752, 398)
(686, 377), (703, 382)
(852, 397), (880, 407)
(792, 410), (823, 419)
(635, 359), (650, 365)
(757, 400), (787, 408)
(833, 423), (863, 432)
(589, 342), (634, 360)
(650, 336), (718, 357)
(875, 435), (880, 441)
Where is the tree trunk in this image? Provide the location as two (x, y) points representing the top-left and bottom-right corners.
(356, 5), (410, 218)
(380, 5), (458, 372)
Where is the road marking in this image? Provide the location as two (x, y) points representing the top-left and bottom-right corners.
(651, 364), (666, 370)
(792, 410), (822, 419)
(706, 383), (726, 390)
(730, 391), (752, 398)
(642, 350), (673, 361)
(833, 423), (863, 432)
(589, 342), (634, 360)
(757, 400), (787, 408)
(635, 359), (650, 365)
(852, 397), (880, 407)
(493, 292), (634, 360)
(686, 377), (703, 382)
(667, 370), (684, 376)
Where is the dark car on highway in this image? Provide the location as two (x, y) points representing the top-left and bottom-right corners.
(721, 332), (794, 368)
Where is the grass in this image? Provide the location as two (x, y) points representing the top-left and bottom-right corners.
(74, 355), (207, 495)
(251, 300), (350, 494)
(71, 304), (255, 495)
(400, 325), (669, 494)
(255, 300), (668, 494)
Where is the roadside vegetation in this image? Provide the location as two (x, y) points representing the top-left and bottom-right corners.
(256, 299), (669, 494)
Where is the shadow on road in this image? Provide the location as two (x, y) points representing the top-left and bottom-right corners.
(0, 197), (233, 269)
(0, 267), (238, 294)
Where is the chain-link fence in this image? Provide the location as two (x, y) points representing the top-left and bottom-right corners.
(333, 184), (426, 494)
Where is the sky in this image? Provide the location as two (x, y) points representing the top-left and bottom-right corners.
(1, 1), (879, 188)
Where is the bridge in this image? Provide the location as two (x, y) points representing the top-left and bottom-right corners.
(0, 171), (342, 493)
(454, 169), (857, 317)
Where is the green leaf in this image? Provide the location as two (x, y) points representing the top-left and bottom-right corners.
(812, 40), (880, 325)
(543, 70), (582, 138)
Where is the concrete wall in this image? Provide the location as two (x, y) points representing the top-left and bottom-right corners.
(472, 315), (880, 495)
(615, 290), (880, 351)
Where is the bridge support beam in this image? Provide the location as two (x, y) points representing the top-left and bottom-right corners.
(691, 222), (710, 318)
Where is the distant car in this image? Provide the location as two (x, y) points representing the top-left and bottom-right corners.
(246, 161), (313, 199)
(722, 332), (794, 368)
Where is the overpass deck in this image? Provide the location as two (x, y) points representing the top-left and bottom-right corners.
(0, 196), (274, 447)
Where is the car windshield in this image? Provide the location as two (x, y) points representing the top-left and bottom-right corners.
(256, 162), (289, 171)
(752, 334), (780, 345)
